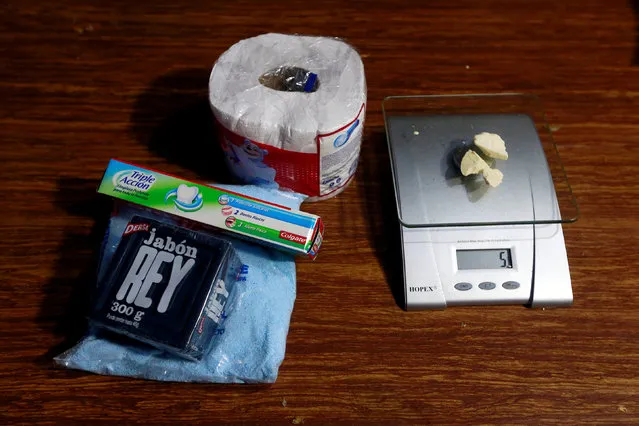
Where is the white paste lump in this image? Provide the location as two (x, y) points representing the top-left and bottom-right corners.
(474, 132), (509, 160)
(460, 150), (489, 177)
(458, 132), (508, 188)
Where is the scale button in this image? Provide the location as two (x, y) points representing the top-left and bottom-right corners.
(502, 281), (521, 290)
(454, 282), (472, 291)
(479, 282), (496, 290)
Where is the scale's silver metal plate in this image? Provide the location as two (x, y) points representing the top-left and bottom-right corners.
(382, 94), (579, 228)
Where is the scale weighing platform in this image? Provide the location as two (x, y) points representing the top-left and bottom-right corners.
(382, 94), (579, 310)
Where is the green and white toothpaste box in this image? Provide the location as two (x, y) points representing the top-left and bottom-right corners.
(98, 159), (324, 259)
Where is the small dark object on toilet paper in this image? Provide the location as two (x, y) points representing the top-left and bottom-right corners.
(259, 66), (319, 93)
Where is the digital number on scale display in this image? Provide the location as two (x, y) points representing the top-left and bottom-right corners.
(456, 249), (513, 270)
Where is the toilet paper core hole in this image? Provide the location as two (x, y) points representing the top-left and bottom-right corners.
(258, 66), (319, 93)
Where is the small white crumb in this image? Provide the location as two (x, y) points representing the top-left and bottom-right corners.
(618, 405), (628, 413)
(461, 322), (467, 327)
(292, 417), (304, 424)
(282, 399), (287, 407)
(413, 130), (420, 135)
(549, 125), (561, 132)
(465, 65), (470, 69)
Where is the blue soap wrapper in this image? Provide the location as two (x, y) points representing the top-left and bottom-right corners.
(54, 185), (304, 383)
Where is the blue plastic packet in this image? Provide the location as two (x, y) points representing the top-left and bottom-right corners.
(54, 185), (304, 383)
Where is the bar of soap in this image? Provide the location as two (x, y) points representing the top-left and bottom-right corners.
(474, 132), (509, 160)
(90, 216), (241, 360)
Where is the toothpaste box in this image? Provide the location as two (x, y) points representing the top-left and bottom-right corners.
(97, 159), (324, 259)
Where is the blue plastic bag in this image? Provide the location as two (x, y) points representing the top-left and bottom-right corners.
(55, 185), (304, 383)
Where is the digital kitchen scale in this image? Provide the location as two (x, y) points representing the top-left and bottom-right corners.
(382, 94), (579, 310)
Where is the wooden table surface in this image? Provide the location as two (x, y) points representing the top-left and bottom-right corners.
(2, 0), (639, 424)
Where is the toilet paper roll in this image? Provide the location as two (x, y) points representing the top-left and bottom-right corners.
(209, 33), (367, 201)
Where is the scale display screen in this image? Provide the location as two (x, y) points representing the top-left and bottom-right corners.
(457, 249), (513, 270)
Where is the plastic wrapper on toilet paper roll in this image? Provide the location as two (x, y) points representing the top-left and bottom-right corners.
(209, 33), (367, 201)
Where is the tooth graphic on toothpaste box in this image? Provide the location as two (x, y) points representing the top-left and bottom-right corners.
(177, 184), (198, 204)
(164, 184), (204, 212)
(98, 159), (324, 259)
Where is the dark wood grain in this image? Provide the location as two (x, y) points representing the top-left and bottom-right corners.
(2, 0), (639, 424)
